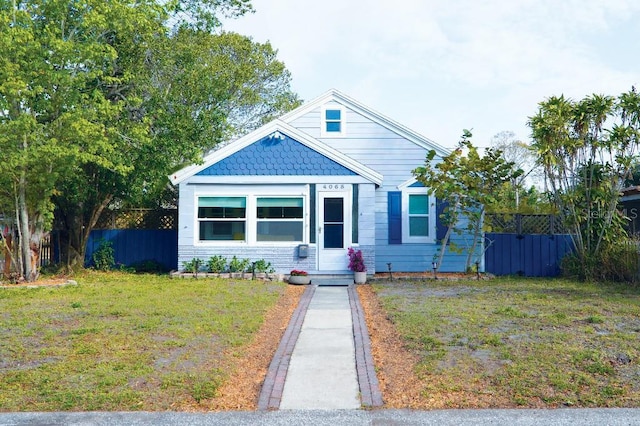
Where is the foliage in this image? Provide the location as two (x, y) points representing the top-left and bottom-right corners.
(561, 239), (639, 283)
(206, 255), (227, 273)
(289, 269), (308, 276)
(0, 0), (300, 277)
(253, 259), (275, 274)
(413, 130), (523, 270)
(347, 247), (366, 272)
(182, 258), (204, 274)
(228, 255), (250, 273)
(0, 272), (286, 410)
(485, 185), (555, 214)
(529, 89), (640, 280)
(92, 240), (115, 272)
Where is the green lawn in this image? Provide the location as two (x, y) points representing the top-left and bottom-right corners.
(0, 271), (286, 411)
(372, 277), (640, 407)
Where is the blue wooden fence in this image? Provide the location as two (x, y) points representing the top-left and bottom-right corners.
(485, 233), (574, 277)
(85, 229), (178, 271)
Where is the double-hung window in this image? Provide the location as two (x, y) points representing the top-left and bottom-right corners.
(257, 197), (304, 242)
(198, 197), (246, 241)
(321, 105), (346, 137)
(402, 188), (435, 243)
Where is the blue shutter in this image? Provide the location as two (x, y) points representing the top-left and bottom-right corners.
(388, 191), (402, 244)
(436, 198), (449, 242)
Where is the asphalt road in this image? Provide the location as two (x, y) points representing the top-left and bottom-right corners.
(1, 408), (640, 426)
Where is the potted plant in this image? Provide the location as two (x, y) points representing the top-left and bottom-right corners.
(288, 269), (311, 285)
(348, 247), (367, 284)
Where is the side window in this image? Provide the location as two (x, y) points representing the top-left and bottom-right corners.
(321, 105), (346, 137)
(402, 189), (434, 243)
(408, 194), (429, 237)
(198, 197), (246, 241)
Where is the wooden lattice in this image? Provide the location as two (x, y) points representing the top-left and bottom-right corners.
(94, 209), (177, 230)
(485, 214), (567, 235)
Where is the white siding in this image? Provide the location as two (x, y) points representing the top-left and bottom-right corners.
(290, 101), (476, 273)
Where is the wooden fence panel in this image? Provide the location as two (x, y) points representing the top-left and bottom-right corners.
(485, 233), (573, 277)
(85, 229), (178, 271)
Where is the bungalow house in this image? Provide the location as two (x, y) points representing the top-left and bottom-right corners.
(169, 89), (477, 274)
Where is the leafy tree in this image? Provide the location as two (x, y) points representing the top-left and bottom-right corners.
(529, 89), (640, 280)
(53, 27), (300, 268)
(0, 0), (299, 278)
(413, 130), (523, 271)
(490, 130), (546, 210)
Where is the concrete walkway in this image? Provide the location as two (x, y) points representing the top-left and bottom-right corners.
(258, 282), (382, 410)
(280, 286), (359, 409)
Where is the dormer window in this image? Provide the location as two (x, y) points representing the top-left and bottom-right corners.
(321, 105), (346, 137)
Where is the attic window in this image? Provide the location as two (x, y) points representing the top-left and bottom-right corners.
(321, 106), (345, 137)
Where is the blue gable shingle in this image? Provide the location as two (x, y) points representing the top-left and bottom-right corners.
(196, 134), (357, 176)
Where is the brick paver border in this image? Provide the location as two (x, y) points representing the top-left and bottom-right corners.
(348, 284), (384, 407)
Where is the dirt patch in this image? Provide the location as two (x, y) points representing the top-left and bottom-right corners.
(356, 284), (426, 408)
(178, 284), (305, 411)
(0, 277), (76, 288)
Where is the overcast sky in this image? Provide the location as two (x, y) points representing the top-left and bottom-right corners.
(222, 0), (640, 148)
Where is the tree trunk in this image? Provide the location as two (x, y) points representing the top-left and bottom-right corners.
(18, 171), (35, 281)
(55, 194), (113, 269)
(465, 208), (485, 271)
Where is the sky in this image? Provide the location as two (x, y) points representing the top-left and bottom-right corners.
(221, 0), (640, 149)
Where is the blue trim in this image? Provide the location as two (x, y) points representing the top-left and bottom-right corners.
(388, 191), (402, 244)
(436, 199), (449, 242)
(196, 134), (357, 176)
(409, 181), (425, 187)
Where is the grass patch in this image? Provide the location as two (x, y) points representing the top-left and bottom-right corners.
(372, 277), (640, 408)
(0, 271), (286, 411)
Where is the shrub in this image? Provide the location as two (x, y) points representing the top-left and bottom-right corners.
(253, 259), (274, 274)
(562, 239), (639, 282)
(93, 239), (115, 271)
(228, 256), (251, 273)
(207, 255), (227, 273)
(183, 258), (204, 274)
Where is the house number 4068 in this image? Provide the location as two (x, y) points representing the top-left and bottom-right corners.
(323, 184), (345, 190)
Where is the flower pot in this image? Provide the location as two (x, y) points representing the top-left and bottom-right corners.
(288, 275), (311, 285)
(354, 271), (367, 284)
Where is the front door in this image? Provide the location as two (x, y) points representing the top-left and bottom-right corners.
(318, 189), (351, 271)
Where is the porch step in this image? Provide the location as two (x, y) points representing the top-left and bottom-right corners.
(308, 274), (355, 286)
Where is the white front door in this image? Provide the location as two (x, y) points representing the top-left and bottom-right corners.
(318, 189), (351, 271)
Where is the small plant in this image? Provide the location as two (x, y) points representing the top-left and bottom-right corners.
(228, 256), (250, 273)
(93, 239), (115, 271)
(207, 255), (227, 273)
(254, 259), (275, 274)
(183, 258), (203, 276)
(347, 247), (366, 272)
(290, 269), (307, 276)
